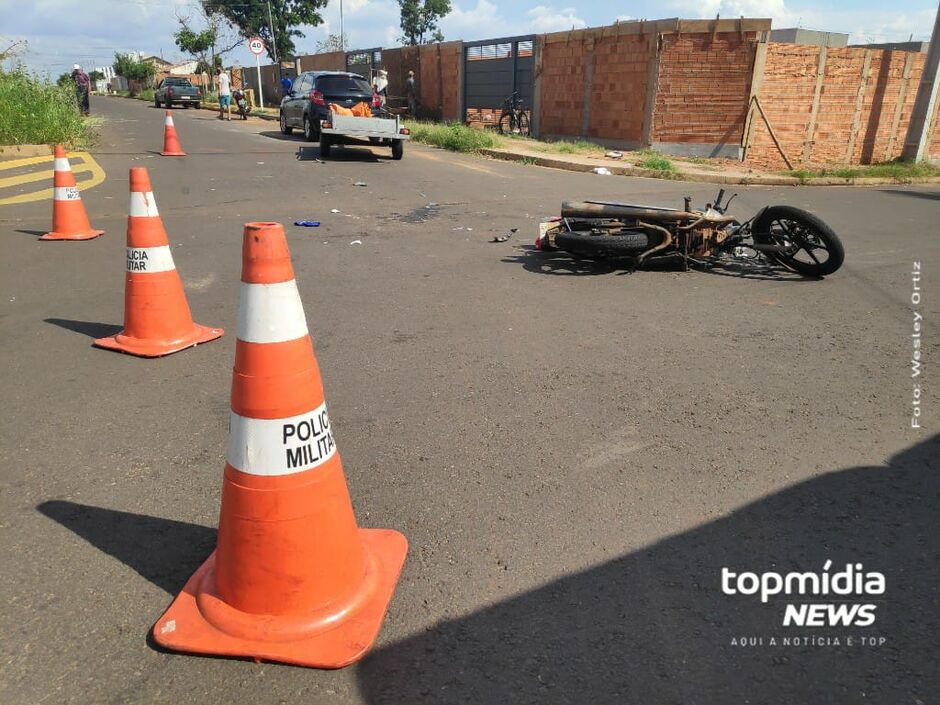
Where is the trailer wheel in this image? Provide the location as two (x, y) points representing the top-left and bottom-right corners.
(391, 140), (404, 160)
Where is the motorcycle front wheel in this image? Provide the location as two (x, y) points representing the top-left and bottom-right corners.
(753, 206), (844, 277)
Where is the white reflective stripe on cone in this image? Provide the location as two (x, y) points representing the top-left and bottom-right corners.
(129, 191), (159, 217)
(54, 158), (71, 171)
(237, 280), (309, 344)
(53, 186), (80, 200)
(126, 246), (175, 273)
(165, 115), (174, 125)
(227, 402), (336, 476)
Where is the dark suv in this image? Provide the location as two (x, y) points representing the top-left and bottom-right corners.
(279, 71), (376, 141)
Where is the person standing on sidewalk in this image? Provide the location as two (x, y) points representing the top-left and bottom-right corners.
(72, 64), (90, 116)
(406, 70), (417, 117)
(217, 67), (232, 121)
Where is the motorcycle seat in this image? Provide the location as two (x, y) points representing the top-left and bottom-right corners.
(561, 200), (734, 224)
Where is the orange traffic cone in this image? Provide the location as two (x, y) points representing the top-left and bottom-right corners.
(153, 222), (407, 668)
(93, 167), (222, 357)
(39, 145), (104, 241)
(160, 110), (186, 156)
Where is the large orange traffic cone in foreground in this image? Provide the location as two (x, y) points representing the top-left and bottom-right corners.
(93, 167), (222, 357)
(160, 110), (186, 156)
(153, 222), (407, 668)
(39, 145), (104, 241)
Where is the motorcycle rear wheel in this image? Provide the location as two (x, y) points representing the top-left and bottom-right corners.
(753, 206), (844, 276)
(553, 229), (654, 257)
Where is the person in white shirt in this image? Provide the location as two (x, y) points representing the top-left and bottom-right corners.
(217, 68), (232, 121)
(373, 69), (388, 108)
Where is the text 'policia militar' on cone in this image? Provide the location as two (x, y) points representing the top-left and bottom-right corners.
(93, 167), (222, 357)
(161, 110), (186, 156)
(153, 222), (407, 668)
(39, 145), (104, 241)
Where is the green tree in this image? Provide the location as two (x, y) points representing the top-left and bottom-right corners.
(56, 72), (74, 88)
(89, 69), (105, 81)
(112, 53), (155, 93)
(398, 0), (451, 45)
(174, 6), (242, 74)
(205, 0), (328, 63)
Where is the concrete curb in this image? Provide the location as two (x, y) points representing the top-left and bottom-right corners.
(479, 148), (940, 187)
(0, 144), (54, 157)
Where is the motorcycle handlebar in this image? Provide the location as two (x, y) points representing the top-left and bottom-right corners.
(715, 189), (726, 208)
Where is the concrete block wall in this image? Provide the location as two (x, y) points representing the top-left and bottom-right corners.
(652, 32), (758, 158)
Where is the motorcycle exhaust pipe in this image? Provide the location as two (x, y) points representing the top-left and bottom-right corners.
(751, 242), (791, 253)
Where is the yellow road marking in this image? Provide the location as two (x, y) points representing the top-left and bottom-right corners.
(0, 154), (55, 171)
(0, 164), (94, 189)
(0, 152), (106, 206)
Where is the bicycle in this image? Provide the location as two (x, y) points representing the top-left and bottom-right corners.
(497, 92), (529, 136)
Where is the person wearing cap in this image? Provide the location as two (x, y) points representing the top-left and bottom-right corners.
(406, 70), (416, 117)
(372, 69), (388, 108)
(72, 64), (90, 116)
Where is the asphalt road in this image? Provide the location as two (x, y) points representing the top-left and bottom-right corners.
(1, 96), (938, 705)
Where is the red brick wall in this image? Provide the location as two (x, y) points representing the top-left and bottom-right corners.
(538, 38), (587, 137)
(382, 46), (420, 101)
(746, 44), (820, 169)
(587, 33), (653, 142)
(931, 112), (940, 162)
(297, 52), (345, 72)
(418, 41), (461, 121)
(652, 32), (757, 145)
(747, 44), (929, 169)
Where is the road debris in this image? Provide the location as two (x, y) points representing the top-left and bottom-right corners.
(605, 151), (624, 159)
(592, 167), (612, 175)
(350, 239), (363, 245)
(331, 208), (341, 213)
(354, 181), (368, 187)
(293, 221), (321, 227)
(491, 228), (518, 243)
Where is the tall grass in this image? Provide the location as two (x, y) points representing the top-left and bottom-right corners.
(404, 121), (497, 152)
(635, 150), (676, 172)
(0, 68), (95, 147)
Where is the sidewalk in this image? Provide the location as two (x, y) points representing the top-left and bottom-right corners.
(479, 144), (940, 187)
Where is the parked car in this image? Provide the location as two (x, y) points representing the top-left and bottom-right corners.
(279, 71), (377, 141)
(155, 77), (202, 109)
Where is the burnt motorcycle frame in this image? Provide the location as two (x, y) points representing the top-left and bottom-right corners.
(538, 189), (845, 277)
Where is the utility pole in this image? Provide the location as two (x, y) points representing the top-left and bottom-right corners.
(340, 0), (345, 51)
(266, 0), (280, 82)
(901, 0), (939, 161)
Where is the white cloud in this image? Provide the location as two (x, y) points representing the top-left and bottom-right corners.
(527, 5), (587, 32)
(666, 0), (935, 42)
(440, 0), (507, 38)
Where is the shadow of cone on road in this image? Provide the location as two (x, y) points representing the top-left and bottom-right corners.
(39, 145), (104, 241)
(93, 167), (223, 357)
(151, 222), (407, 668)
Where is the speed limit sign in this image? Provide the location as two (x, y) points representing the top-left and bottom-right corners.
(248, 37), (265, 55)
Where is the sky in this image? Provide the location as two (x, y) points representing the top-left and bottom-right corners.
(2, 0), (937, 78)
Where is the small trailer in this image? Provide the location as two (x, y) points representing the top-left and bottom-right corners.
(318, 111), (411, 160)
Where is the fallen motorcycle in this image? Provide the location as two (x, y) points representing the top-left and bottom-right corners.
(535, 189), (844, 277)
